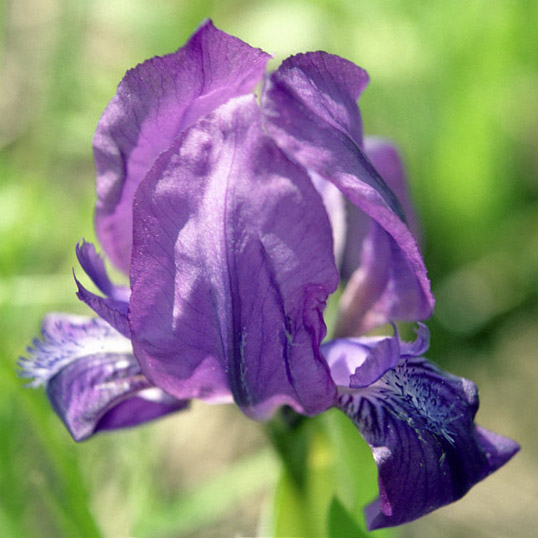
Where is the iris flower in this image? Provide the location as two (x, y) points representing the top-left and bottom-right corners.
(20, 20), (518, 529)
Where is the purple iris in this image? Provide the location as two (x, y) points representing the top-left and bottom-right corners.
(20, 20), (518, 530)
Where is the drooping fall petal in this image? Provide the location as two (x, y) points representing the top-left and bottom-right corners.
(325, 338), (519, 530)
(19, 314), (186, 441)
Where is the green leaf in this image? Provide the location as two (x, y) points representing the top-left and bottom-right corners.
(271, 465), (314, 538)
(327, 496), (369, 538)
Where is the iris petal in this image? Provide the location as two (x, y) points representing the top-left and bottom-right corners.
(262, 53), (434, 334)
(363, 137), (421, 241)
(74, 241), (130, 337)
(129, 95), (339, 418)
(19, 314), (186, 441)
(76, 240), (129, 301)
(337, 139), (426, 335)
(336, 357), (519, 530)
(94, 19), (271, 272)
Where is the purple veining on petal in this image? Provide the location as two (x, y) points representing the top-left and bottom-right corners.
(19, 314), (186, 441)
(94, 20), (271, 272)
(336, 356), (519, 530)
(129, 95), (339, 418)
(19, 314), (131, 387)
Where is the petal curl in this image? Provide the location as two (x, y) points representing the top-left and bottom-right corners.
(322, 337), (400, 389)
(336, 357), (519, 530)
(94, 20), (271, 272)
(19, 314), (186, 441)
(74, 241), (130, 337)
(262, 53), (434, 333)
(129, 95), (339, 418)
(323, 323), (429, 389)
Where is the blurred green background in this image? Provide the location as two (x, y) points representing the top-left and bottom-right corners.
(1, 0), (537, 536)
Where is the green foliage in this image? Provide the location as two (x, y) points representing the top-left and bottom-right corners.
(328, 496), (369, 538)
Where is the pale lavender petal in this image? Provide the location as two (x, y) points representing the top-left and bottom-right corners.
(399, 322), (430, 357)
(19, 314), (186, 441)
(323, 324), (429, 389)
(334, 223), (391, 335)
(262, 53), (434, 334)
(322, 337), (399, 389)
(129, 95), (339, 418)
(19, 314), (187, 441)
(94, 20), (271, 272)
(349, 336), (401, 388)
(336, 357), (519, 530)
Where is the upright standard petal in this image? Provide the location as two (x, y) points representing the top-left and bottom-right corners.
(336, 138), (425, 335)
(339, 137), (420, 280)
(19, 314), (186, 441)
(94, 20), (271, 272)
(262, 53), (434, 332)
(327, 343), (519, 530)
(129, 95), (339, 419)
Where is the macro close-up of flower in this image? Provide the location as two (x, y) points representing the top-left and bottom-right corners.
(18, 19), (519, 533)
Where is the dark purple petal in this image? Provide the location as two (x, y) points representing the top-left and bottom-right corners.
(129, 95), (339, 418)
(19, 314), (186, 441)
(74, 241), (130, 336)
(94, 20), (271, 272)
(262, 53), (434, 334)
(336, 357), (519, 530)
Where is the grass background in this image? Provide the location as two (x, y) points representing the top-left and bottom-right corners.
(1, 0), (537, 536)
